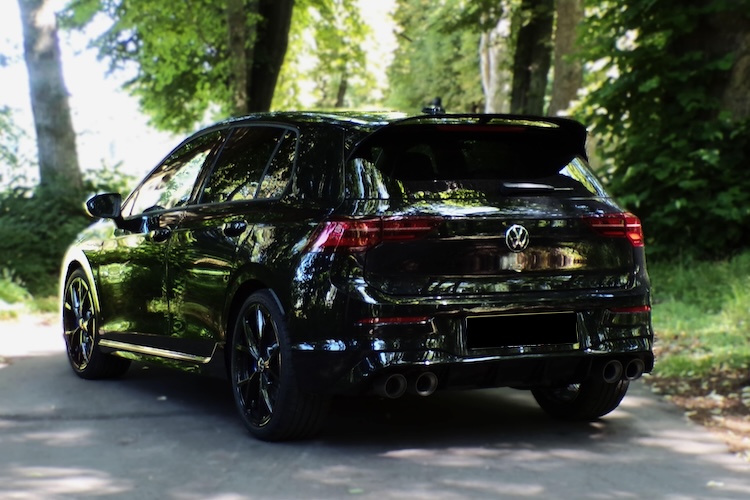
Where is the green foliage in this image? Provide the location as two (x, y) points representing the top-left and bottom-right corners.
(0, 106), (33, 188)
(0, 270), (32, 305)
(577, 0), (750, 260)
(0, 187), (88, 296)
(63, 0), (237, 132)
(386, 0), (485, 113)
(274, 0), (374, 109)
(650, 253), (750, 377)
(63, 0), (375, 131)
(0, 163), (135, 298)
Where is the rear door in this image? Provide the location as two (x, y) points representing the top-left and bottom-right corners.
(166, 125), (298, 354)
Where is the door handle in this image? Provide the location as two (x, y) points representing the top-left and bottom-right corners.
(223, 220), (248, 237)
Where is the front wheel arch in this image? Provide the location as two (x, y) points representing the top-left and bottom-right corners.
(61, 268), (130, 379)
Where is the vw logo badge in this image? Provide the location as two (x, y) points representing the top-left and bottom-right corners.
(505, 224), (529, 252)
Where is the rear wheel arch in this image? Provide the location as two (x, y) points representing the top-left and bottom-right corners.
(228, 288), (329, 440)
(224, 280), (280, 368)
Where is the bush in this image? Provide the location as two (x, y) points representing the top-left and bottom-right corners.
(0, 164), (135, 298)
(0, 269), (32, 304)
(0, 187), (91, 296)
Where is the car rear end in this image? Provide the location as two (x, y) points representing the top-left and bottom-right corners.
(291, 115), (653, 413)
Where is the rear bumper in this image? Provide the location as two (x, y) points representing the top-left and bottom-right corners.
(289, 307), (654, 395)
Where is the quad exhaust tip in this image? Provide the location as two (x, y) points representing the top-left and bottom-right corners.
(408, 372), (439, 397)
(625, 358), (645, 381)
(602, 360), (624, 384)
(375, 372), (439, 399)
(602, 358), (645, 383)
(374, 374), (408, 399)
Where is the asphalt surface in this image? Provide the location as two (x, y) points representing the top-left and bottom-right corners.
(2, 314), (750, 500)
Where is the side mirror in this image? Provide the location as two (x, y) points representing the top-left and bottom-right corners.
(85, 193), (122, 219)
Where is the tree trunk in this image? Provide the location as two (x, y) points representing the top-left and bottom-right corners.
(480, 5), (512, 114)
(227, 0), (250, 116)
(247, 0), (295, 112)
(335, 74), (348, 108)
(548, 0), (583, 116)
(18, 0), (82, 193)
(510, 0), (554, 115)
(718, 16), (750, 121)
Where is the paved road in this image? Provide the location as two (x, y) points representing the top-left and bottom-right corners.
(1, 315), (750, 500)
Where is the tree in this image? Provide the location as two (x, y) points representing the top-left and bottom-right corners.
(578, 0), (750, 259)
(18, 0), (83, 193)
(64, 0), (294, 133)
(480, 1), (513, 113)
(276, 0), (371, 109)
(548, 0), (583, 115)
(509, 0), (554, 114)
(387, 0), (484, 113)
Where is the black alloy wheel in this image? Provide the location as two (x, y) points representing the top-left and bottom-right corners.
(230, 290), (329, 441)
(62, 269), (130, 379)
(531, 378), (630, 421)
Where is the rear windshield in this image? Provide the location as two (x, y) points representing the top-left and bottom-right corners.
(345, 125), (608, 200)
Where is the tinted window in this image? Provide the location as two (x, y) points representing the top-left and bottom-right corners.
(347, 125), (607, 200)
(123, 131), (222, 217)
(289, 125), (344, 202)
(257, 130), (296, 199)
(201, 126), (293, 203)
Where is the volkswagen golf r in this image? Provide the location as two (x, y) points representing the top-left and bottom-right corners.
(60, 111), (654, 441)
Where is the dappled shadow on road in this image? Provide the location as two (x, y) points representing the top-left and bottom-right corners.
(2, 345), (750, 498)
(324, 388), (592, 446)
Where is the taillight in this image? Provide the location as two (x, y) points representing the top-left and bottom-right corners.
(308, 217), (441, 252)
(584, 212), (644, 247)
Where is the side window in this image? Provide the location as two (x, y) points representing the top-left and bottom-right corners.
(257, 130), (296, 199)
(201, 126), (292, 203)
(123, 131), (222, 217)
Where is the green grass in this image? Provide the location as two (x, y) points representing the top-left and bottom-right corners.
(649, 252), (750, 378)
(0, 271), (58, 320)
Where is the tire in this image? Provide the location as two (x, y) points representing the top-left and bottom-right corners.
(229, 290), (329, 441)
(531, 378), (629, 421)
(62, 269), (131, 379)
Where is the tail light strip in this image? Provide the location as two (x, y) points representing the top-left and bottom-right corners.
(308, 217), (442, 252)
(584, 213), (645, 247)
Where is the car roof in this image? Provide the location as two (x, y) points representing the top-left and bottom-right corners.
(206, 111), (584, 132)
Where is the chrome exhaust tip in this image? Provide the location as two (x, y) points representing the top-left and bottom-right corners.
(624, 358), (645, 381)
(408, 372), (439, 397)
(602, 360), (624, 384)
(374, 374), (408, 399)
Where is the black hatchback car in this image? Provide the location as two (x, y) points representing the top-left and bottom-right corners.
(61, 111), (653, 441)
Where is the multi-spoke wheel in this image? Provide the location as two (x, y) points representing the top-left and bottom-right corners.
(531, 378), (629, 421)
(62, 269), (130, 379)
(230, 290), (329, 441)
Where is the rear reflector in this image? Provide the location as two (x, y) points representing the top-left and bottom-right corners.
(308, 217), (441, 252)
(609, 305), (651, 313)
(356, 316), (432, 326)
(584, 213), (644, 247)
